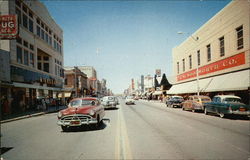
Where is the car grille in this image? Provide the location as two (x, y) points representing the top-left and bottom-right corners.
(61, 114), (92, 122)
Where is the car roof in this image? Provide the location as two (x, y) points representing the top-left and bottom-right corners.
(71, 97), (98, 101)
(214, 95), (241, 99)
(190, 95), (211, 98)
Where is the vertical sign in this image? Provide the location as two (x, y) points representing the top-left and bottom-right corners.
(0, 15), (18, 39)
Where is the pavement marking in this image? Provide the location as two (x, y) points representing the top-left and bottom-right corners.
(115, 108), (133, 160)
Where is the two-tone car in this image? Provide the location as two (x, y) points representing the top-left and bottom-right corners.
(204, 95), (250, 118)
(57, 97), (105, 131)
(166, 96), (184, 108)
(101, 96), (118, 109)
(182, 95), (211, 112)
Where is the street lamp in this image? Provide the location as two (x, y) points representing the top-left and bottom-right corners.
(178, 31), (200, 96)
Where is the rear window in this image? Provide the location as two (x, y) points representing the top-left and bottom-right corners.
(108, 97), (114, 100)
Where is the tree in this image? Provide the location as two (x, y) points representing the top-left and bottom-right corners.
(160, 73), (172, 90)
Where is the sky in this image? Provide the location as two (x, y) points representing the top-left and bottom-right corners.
(42, 0), (230, 94)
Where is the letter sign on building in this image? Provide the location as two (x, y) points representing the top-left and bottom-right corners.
(0, 15), (18, 39)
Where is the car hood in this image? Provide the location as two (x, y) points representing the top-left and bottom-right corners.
(60, 106), (95, 116)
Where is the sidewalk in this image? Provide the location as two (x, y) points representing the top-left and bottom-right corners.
(1, 105), (67, 124)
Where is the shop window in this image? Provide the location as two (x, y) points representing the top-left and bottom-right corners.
(44, 63), (49, 73)
(182, 59), (185, 72)
(197, 50), (200, 66)
(236, 25), (243, 50)
(22, 13), (28, 29)
(29, 19), (33, 33)
(17, 46), (23, 64)
(219, 36), (225, 57)
(207, 44), (211, 62)
(189, 55), (192, 69)
(24, 50), (29, 65)
(177, 62), (179, 74)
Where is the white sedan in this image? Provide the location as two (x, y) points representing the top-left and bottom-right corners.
(125, 96), (135, 105)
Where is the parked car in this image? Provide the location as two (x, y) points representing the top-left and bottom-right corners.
(166, 96), (184, 108)
(57, 97), (105, 131)
(125, 96), (135, 105)
(101, 96), (118, 109)
(204, 95), (250, 118)
(182, 95), (211, 112)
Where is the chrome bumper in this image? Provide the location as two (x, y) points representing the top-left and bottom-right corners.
(57, 114), (98, 126)
(229, 110), (250, 116)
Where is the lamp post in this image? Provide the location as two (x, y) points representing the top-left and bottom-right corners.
(178, 31), (200, 96)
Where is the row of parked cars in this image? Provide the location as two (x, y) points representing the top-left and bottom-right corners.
(166, 95), (250, 118)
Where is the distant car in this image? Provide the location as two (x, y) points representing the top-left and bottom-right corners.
(204, 95), (250, 118)
(182, 95), (211, 112)
(101, 96), (118, 109)
(125, 96), (135, 105)
(57, 97), (105, 131)
(166, 96), (184, 108)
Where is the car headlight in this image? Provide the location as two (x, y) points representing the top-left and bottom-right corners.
(57, 112), (62, 118)
(89, 110), (95, 116)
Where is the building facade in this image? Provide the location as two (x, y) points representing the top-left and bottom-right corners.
(0, 0), (64, 114)
(78, 66), (97, 79)
(169, 0), (250, 104)
(64, 67), (88, 98)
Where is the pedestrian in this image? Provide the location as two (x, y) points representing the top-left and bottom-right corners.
(41, 98), (46, 111)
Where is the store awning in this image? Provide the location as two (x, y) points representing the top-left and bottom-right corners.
(153, 90), (163, 95)
(167, 69), (249, 94)
(201, 69), (249, 92)
(167, 81), (197, 94)
(13, 82), (62, 91)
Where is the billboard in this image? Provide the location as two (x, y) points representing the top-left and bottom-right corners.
(155, 69), (161, 76)
(0, 15), (18, 39)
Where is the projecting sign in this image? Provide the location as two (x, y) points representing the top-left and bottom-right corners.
(0, 15), (18, 39)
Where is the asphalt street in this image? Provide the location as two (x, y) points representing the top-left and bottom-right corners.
(1, 100), (250, 160)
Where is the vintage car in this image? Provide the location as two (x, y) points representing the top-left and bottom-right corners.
(125, 96), (135, 105)
(101, 96), (118, 109)
(166, 96), (184, 108)
(204, 95), (250, 118)
(182, 95), (211, 112)
(57, 97), (105, 131)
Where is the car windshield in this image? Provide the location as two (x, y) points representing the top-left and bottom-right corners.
(223, 98), (241, 103)
(201, 98), (211, 102)
(172, 97), (183, 100)
(127, 96), (134, 99)
(69, 100), (82, 107)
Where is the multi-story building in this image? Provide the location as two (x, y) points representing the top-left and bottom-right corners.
(64, 67), (88, 98)
(78, 66), (97, 79)
(168, 0), (250, 104)
(0, 0), (64, 113)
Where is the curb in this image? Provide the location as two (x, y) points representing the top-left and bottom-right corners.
(0, 107), (65, 124)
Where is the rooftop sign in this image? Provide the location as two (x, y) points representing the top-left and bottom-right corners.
(0, 15), (18, 39)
